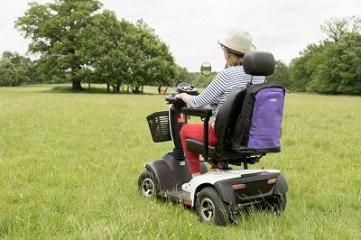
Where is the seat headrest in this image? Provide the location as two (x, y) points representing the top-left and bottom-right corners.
(243, 51), (275, 76)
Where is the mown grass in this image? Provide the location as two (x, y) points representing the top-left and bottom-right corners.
(0, 85), (360, 239)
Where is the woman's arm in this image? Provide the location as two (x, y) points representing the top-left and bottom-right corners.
(176, 71), (228, 107)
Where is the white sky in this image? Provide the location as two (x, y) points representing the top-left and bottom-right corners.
(0, 0), (360, 71)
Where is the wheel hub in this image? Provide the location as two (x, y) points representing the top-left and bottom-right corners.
(200, 197), (215, 221)
(141, 177), (155, 198)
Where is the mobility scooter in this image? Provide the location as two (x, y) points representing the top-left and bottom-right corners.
(138, 51), (288, 225)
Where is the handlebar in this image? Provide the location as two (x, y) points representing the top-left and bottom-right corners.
(165, 82), (199, 104)
(165, 96), (179, 104)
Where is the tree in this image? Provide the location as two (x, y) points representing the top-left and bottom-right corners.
(0, 51), (38, 86)
(16, 1), (178, 93)
(288, 42), (329, 92)
(79, 11), (134, 93)
(267, 60), (290, 89)
(314, 33), (361, 94)
(80, 16), (177, 93)
(289, 31), (361, 95)
(174, 66), (190, 86)
(321, 15), (361, 41)
(16, 0), (102, 91)
(127, 20), (176, 93)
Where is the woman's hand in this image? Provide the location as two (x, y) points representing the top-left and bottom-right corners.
(175, 93), (193, 103)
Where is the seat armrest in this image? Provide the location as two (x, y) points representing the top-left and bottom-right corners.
(181, 107), (212, 162)
(181, 107), (212, 118)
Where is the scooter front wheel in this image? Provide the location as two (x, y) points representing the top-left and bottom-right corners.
(138, 170), (159, 198)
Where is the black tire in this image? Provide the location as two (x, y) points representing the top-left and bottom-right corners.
(260, 193), (287, 214)
(272, 193), (287, 213)
(138, 170), (159, 198)
(195, 187), (232, 226)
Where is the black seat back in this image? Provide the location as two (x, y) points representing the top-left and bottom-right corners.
(214, 88), (247, 148)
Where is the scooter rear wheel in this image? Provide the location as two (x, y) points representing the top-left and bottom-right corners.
(267, 193), (287, 213)
(195, 187), (232, 226)
(256, 193), (287, 214)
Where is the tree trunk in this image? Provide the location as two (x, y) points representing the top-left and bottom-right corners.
(72, 80), (83, 91)
(107, 83), (110, 92)
(115, 85), (120, 93)
(133, 86), (141, 94)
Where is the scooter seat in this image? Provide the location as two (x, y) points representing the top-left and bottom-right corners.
(185, 139), (216, 158)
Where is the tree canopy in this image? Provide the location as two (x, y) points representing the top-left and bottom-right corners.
(6, 7), (361, 96)
(0, 51), (40, 86)
(15, 0), (177, 92)
(16, 0), (103, 90)
(267, 60), (290, 89)
(288, 16), (361, 95)
(320, 15), (361, 42)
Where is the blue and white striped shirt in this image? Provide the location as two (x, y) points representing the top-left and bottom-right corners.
(190, 66), (265, 119)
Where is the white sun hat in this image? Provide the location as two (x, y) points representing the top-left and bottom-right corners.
(218, 30), (252, 55)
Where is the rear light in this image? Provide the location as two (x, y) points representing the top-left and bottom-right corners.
(267, 178), (277, 184)
(232, 183), (246, 190)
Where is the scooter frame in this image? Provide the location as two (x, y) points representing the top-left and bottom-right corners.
(138, 83), (288, 225)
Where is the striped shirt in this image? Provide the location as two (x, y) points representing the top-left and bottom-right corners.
(190, 66), (265, 120)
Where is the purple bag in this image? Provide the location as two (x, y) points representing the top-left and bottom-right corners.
(232, 83), (285, 152)
(248, 88), (285, 149)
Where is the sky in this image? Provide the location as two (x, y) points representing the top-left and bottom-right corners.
(0, 0), (360, 71)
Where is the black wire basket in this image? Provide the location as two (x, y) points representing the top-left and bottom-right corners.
(146, 111), (171, 142)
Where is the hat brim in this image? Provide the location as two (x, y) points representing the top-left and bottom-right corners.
(218, 41), (246, 56)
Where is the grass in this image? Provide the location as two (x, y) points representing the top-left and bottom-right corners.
(0, 84), (360, 239)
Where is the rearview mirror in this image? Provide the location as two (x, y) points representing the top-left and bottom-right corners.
(200, 62), (212, 76)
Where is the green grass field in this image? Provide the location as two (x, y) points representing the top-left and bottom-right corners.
(0, 85), (360, 239)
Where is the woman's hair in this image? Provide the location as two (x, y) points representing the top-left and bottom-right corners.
(225, 49), (244, 68)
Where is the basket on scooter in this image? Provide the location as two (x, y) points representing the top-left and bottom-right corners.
(146, 111), (171, 142)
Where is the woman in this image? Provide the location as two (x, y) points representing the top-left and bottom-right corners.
(176, 30), (264, 183)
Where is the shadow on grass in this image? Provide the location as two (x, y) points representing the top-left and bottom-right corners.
(41, 85), (160, 96)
